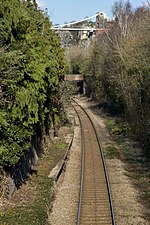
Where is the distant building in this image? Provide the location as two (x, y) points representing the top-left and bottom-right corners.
(79, 24), (95, 41)
(80, 25), (89, 40)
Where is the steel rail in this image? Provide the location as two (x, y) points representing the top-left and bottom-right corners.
(72, 98), (115, 225)
(71, 103), (85, 225)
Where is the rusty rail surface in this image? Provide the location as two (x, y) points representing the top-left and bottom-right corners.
(72, 99), (115, 225)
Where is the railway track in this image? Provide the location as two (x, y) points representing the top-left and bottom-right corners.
(72, 99), (115, 225)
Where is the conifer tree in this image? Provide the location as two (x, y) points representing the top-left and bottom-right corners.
(0, 0), (67, 167)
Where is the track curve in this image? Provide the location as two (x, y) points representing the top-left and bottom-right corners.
(72, 99), (115, 225)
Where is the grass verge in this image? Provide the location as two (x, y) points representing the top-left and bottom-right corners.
(105, 116), (150, 211)
(0, 136), (68, 225)
(105, 145), (120, 159)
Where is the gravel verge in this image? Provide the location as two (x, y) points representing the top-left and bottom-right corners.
(48, 114), (81, 225)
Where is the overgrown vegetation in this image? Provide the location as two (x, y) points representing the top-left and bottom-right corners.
(105, 145), (120, 159)
(0, 0), (67, 168)
(105, 115), (150, 207)
(68, 0), (150, 157)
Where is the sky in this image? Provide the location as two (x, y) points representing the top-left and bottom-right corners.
(36, 0), (146, 25)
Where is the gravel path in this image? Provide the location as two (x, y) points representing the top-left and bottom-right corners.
(48, 115), (81, 225)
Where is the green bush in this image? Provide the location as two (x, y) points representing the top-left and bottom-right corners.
(0, 0), (67, 167)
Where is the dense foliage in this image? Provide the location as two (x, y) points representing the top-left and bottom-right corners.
(0, 0), (67, 167)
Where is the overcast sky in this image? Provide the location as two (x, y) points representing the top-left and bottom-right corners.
(37, 0), (146, 25)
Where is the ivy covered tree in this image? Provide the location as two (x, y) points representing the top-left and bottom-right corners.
(0, 0), (67, 167)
